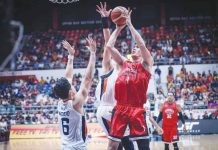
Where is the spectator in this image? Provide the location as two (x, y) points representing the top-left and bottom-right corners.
(203, 111), (209, 119)
(31, 113), (38, 124)
(190, 113), (194, 120)
(183, 113), (188, 120)
(0, 117), (7, 132)
(155, 65), (161, 84)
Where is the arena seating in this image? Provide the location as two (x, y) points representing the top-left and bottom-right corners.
(0, 72), (99, 124)
(15, 23), (218, 70)
(15, 28), (131, 70)
(141, 24), (218, 65)
(1, 23), (217, 124)
(154, 66), (218, 109)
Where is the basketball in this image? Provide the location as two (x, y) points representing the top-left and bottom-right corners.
(111, 6), (128, 26)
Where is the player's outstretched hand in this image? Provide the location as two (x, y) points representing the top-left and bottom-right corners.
(156, 127), (164, 135)
(86, 36), (96, 54)
(125, 8), (132, 26)
(96, 2), (112, 17)
(62, 40), (75, 55)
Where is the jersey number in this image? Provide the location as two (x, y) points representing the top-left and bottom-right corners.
(61, 118), (69, 135)
(167, 114), (172, 119)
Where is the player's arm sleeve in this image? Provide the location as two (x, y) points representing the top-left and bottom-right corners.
(156, 112), (163, 124)
(179, 112), (185, 124)
(102, 17), (112, 73)
(177, 103), (185, 124)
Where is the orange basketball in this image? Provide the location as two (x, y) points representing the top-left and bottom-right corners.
(111, 6), (128, 26)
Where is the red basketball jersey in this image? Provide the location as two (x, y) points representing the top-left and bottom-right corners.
(162, 101), (178, 127)
(115, 61), (151, 107)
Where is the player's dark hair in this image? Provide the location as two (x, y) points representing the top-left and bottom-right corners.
(54, 77), (71, 99)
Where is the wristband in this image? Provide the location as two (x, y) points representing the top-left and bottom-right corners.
(68, 55), (74, 60)
(101, 17), (109, 28)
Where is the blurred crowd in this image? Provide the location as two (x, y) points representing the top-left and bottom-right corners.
(1, 23), (218, 125)
(15, 23), (218, 70)
(0, 71), (99, 125)
(16, 28), (131, 70)
(142, 24), (218, 64)
(153, 66), (218, 110)
(1, 65), (218, 125)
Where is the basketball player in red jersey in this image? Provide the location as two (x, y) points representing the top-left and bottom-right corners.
(96, 2), (134, 150)
(105, 9), (157, 150)
(157, 93), (187, 150)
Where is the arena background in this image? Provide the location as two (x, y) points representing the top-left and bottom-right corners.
(0, 0), (218, 149)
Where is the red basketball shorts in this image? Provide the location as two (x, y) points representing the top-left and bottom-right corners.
(162, 126), (179, 143)
(108, 105), (149, 142)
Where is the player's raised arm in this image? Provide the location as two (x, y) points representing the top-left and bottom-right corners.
(105, 25), (126, 66)
(62, 40), (77, 93)
(96, 2), (113, 73)
(96, 2), (111, 44)
(126, 9), (154, 71)
(62, 40), (75, 80)
(76, 37), (96, 103)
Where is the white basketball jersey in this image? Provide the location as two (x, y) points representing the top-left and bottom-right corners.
(96, 69), (118, 106)
(58, 100), (87, 149)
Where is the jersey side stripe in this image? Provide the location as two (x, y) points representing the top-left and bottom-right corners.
(100, 69), (114, 100)
(82, 116), (87, 142)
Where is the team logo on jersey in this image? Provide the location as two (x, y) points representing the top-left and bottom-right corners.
(123, 67), (137, 77)
(165, 108), (174, 119)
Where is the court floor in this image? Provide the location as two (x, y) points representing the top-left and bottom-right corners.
(1, 134), (218, 150)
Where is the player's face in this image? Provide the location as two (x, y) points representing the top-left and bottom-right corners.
(167, 93), (174, 104)
(131, 44), (141, 59)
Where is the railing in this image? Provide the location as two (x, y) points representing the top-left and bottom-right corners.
(13, 55), (218, 70)
(154, 56), (218, 65)
(75, 56), (218, 68)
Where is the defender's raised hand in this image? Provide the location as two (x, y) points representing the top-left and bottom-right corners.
(86, 36), (96, 54)
(96, 2), (112, 17)
(62, 40), (75, 55)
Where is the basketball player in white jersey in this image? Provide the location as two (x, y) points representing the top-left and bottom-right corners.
(54, 36), (96, 150)
(95, 2), (134, 149)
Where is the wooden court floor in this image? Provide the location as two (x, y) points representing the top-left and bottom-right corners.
(1, 134), (218, 150)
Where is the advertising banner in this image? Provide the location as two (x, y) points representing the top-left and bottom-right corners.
(178, 120), (218, 135)
(10, 123), (106, 139)
(10, 120), (218, 139)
